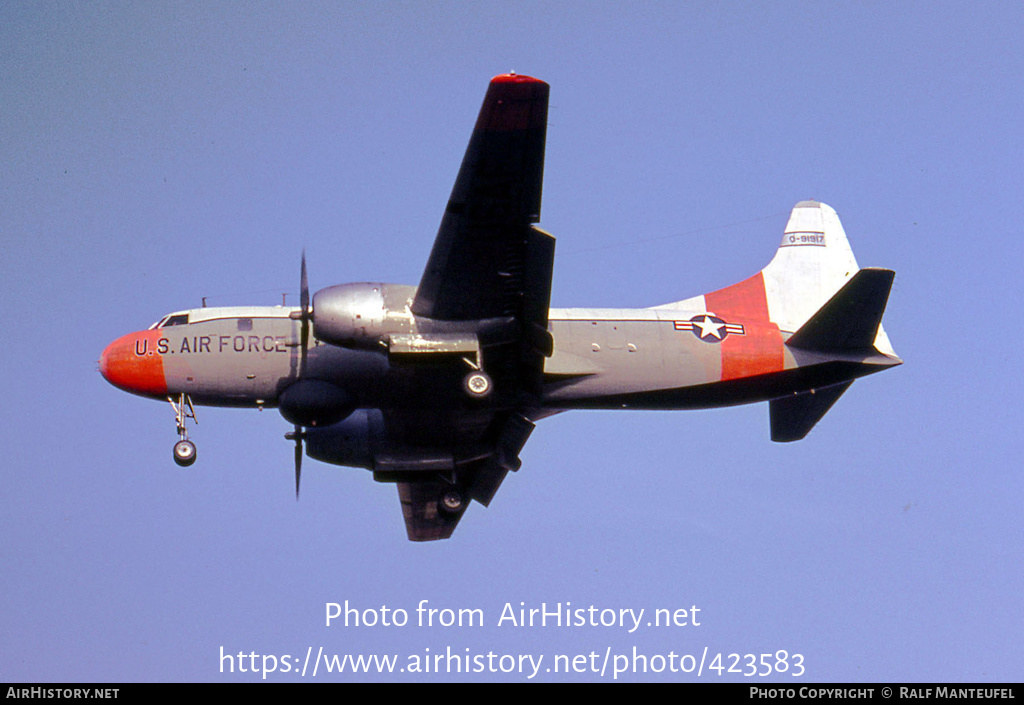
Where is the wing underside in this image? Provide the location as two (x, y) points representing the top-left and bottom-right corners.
(398, 481), (462, 541)
(391, 75), (552, 540)
(412, 74), (551, 323)
(390, 409), (536, 541)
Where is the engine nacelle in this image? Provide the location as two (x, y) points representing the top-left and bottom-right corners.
(303, 409), (459, 477)
(278, 379), (356, 427)
(304, 409), (382, 469)
(311, 282), (415, 350)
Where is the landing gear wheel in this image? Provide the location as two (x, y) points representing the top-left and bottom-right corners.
(173, 439), (197, 467)
(463, 371), (492, 399)
(438, 489), (465, 515)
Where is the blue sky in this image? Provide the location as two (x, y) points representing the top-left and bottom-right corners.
(2, 2), (1022, 682)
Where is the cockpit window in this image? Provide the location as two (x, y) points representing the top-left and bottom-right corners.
(161, 314), (189, 328)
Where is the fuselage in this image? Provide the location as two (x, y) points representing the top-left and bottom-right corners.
(99, 299), (898, 413)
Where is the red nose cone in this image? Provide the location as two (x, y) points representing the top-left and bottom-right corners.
(100, 330), (167, 396)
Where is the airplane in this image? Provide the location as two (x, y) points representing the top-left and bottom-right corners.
(99, 73), (901, 541)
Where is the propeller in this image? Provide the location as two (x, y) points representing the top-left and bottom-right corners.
(287, 250), (312, 499)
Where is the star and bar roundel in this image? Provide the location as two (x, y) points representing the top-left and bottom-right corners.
(673, 314), (746, 343)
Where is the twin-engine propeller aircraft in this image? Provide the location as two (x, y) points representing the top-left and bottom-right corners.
(100, 74), (901, 541)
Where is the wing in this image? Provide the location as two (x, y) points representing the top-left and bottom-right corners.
(386, 75), (553, 541)
(391, 410), (537, 541)
(398, 480), (463, 541)
(412, 73), (552, 325)
(415, 73), (554, 402)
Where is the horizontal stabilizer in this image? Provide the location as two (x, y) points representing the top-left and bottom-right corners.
(785, 268), (895, 352)
(770, 382), (853, 442)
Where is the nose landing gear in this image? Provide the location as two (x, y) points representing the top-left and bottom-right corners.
(168, 394), (198, 467)
(173, 439), (197, 467)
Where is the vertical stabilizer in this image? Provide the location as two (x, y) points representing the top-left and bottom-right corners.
(761, 201), (860, 335)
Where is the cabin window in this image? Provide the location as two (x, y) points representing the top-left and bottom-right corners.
(237, 318), (253, 331)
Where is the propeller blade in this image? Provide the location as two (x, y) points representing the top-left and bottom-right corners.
(294, 250), (310, 377)
(300, 249), (309, 314)
(293, 424), (303, 500)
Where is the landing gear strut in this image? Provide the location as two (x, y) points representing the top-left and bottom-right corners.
(168, 393), (198, 467)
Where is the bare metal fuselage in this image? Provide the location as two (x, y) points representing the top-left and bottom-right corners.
(110, 300), (895, 414)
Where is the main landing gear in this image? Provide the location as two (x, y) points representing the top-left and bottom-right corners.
(438, 487), (465, 515)
(462, 371), (492, 399)
(169, 393), (198, 467)
(461, 355), (493, 400)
